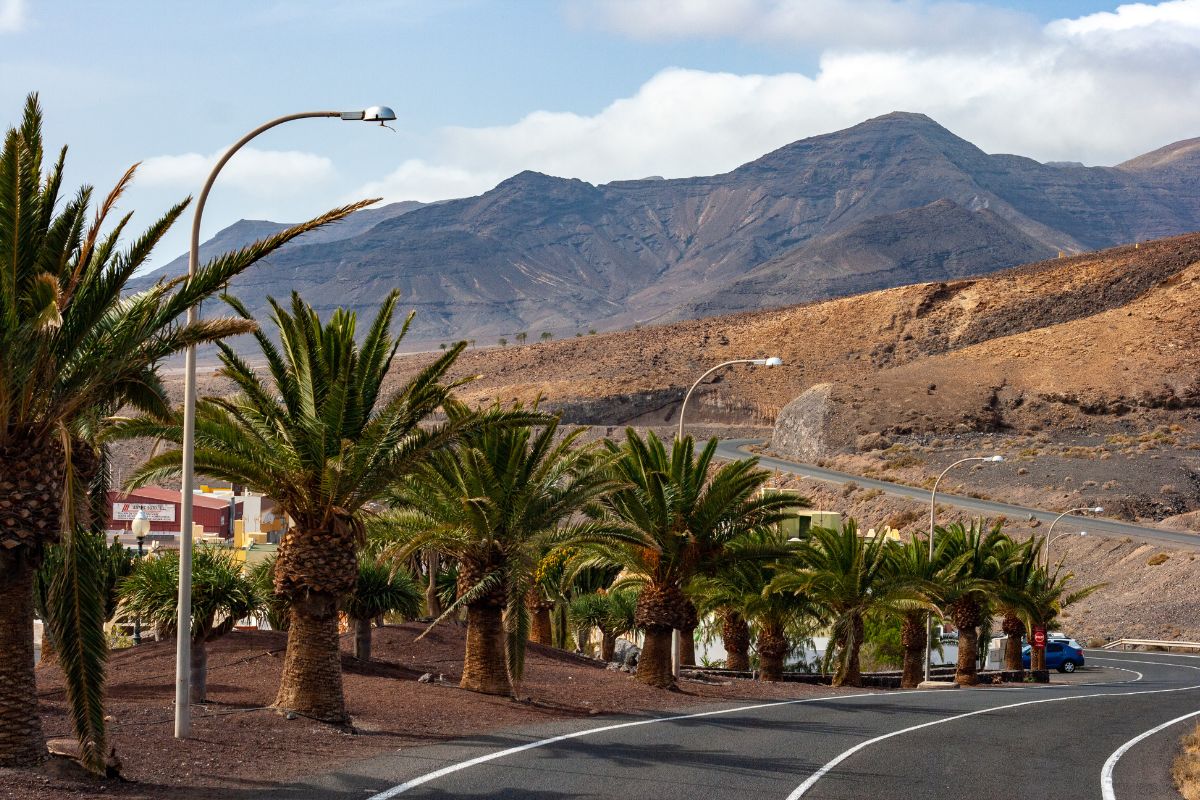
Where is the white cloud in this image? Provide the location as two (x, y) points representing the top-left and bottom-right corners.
(354, 1), (1200, 205)
(0, 0), (25, 33)
(568, 0), (1033, 50)
(353, 159), (503, 204)
(138, 147), (335, 197)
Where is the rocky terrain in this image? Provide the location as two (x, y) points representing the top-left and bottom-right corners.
(133, 112), (1200, 345)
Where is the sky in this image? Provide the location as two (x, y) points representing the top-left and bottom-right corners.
(3, 0), (1200, 270)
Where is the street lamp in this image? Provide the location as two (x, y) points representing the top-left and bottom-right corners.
(1046, 530), (1088, 568)
(673, 356), (782, 678)
(1044, 507), (1102, 567)
(130, 510), (150, 646)
(677, 357), (782, 441)
(175, 106), (396, 739)
(921, 454), (1004, 687)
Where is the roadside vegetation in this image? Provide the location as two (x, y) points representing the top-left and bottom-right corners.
(0, 93), (1103, 786)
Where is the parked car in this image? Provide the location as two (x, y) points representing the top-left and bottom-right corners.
(1023, 640), (1085, 673)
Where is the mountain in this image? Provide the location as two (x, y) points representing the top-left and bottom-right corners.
(139, 200), (424, 284)
(135, 112), (1200, 342)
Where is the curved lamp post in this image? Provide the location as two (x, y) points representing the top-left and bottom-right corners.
(1046, 530), (1088, 567)
(176, 105), (396, 739)
(1044, 506), (1102, 567)
(672, 356), (781, 678)
(677, 357), (782, 440)
(922, 454), (1003, 686)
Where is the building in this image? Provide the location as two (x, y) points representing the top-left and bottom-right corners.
(107, 486), (238, 538)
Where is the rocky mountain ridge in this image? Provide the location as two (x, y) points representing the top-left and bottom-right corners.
(136, 112), (1200, 343)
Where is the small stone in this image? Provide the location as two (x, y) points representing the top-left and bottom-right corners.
(286, 712), (298, 720)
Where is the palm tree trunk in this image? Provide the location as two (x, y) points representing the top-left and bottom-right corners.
(678, 625), (697, 667)
(0, 557), (45, 767)
(951, 597), (983, 686)
(1002, 614), (1025, 675)
(274, 593), (347, 723)
(190, 637), (207, 704)
(721, 610), (751, 671)
(601, 631), (616, 662)
(425, 550), (441, 618)
(758, 620), (788, 682)
(900, 612), (927, 689)
(834, 613), (865, 687)
(529, 604), (553, 646)
(461, 600), (511, 695)
(354, 617), (372, 661)
(956, 626), (981, 685)
(1032, 645), (1046, 672)
(637, 625), (675, 688)
(677, 599), (698, 666)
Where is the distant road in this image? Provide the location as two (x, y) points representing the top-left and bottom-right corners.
(717, 438), (1200, 551)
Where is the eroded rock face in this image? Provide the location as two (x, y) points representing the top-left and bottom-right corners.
(771, 383), (845, 461)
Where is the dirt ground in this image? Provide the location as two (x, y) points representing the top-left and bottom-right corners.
(1, 624), (855, 800)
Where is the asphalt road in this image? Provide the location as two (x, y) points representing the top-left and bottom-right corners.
(716, 438), (1200, 552)
(295, 651), (1200, 799)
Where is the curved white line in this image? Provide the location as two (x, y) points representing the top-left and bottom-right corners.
(786, 673), (1200, 799)
(366, 691), (881, 799)
(1078, 663), (1143, 685)
(1101, 708), (1200, 800)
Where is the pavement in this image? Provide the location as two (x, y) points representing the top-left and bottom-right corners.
(716, 438), (1200, 552)
(291, 651), (1200, 799)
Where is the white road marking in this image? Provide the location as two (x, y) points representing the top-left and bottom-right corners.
(366, 654), (1189, 799)
(1077, 663), (1143, 685)
(786, 669), (1200, 799)
(1100, 708), (1200, 800)
(365, 691), (882, 799)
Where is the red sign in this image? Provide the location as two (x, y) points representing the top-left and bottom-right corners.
(1032, 626), (1047, 649)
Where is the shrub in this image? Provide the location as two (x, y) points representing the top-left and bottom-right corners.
(1148, 553), (1170, 566)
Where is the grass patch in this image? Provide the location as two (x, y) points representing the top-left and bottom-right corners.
(1174, 725), (1200, 800)
(1148, 553), (1170, 566)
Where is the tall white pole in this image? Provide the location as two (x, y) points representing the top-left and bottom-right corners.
(175, 111), (346, 739)
(922, 456), (996, 685)
(1043, 507), (1099, 568)
(673, 357), (780, 679)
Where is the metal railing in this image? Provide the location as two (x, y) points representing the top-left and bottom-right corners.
(1101, 639), (1200, 652)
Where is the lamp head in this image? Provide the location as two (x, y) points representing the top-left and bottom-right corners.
(131, 509), (150, 538)
(987, 455), (1004, 463)
(752, 356), (783, 367)
(1091, 506), (1104, 513)
(1079, 530), (1088, 537)
(340, 106), (397, 127)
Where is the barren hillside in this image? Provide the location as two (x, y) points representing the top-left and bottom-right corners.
(392, 233), (1200, 436)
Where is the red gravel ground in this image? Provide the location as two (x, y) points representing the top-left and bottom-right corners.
(2, 623), (855, 799)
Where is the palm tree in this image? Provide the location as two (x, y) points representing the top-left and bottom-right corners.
(568, 588), (638, 661)
(994, 537), (1042, 677)
(342, 558), (422, 662)
(1023, 566), (1103, 672)
(515, 332), (528, 345)
(579, 431), (796, 688)
(247, 556), (289, 632)
(121, 292), (507, 725)
(118, 547), (260, 702)
(380, 414), (618, 696)
(0, 94), (367, 769)
(937, 521), (1015, 686)
(882, 534), (954, 688)
(771, 521), (897, 687)
(693, 532), (817, 680)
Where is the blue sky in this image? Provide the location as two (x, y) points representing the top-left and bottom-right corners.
(2, 0), (1198, 270)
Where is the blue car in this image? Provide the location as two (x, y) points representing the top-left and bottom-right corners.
(1022, 640), (1085, 673)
